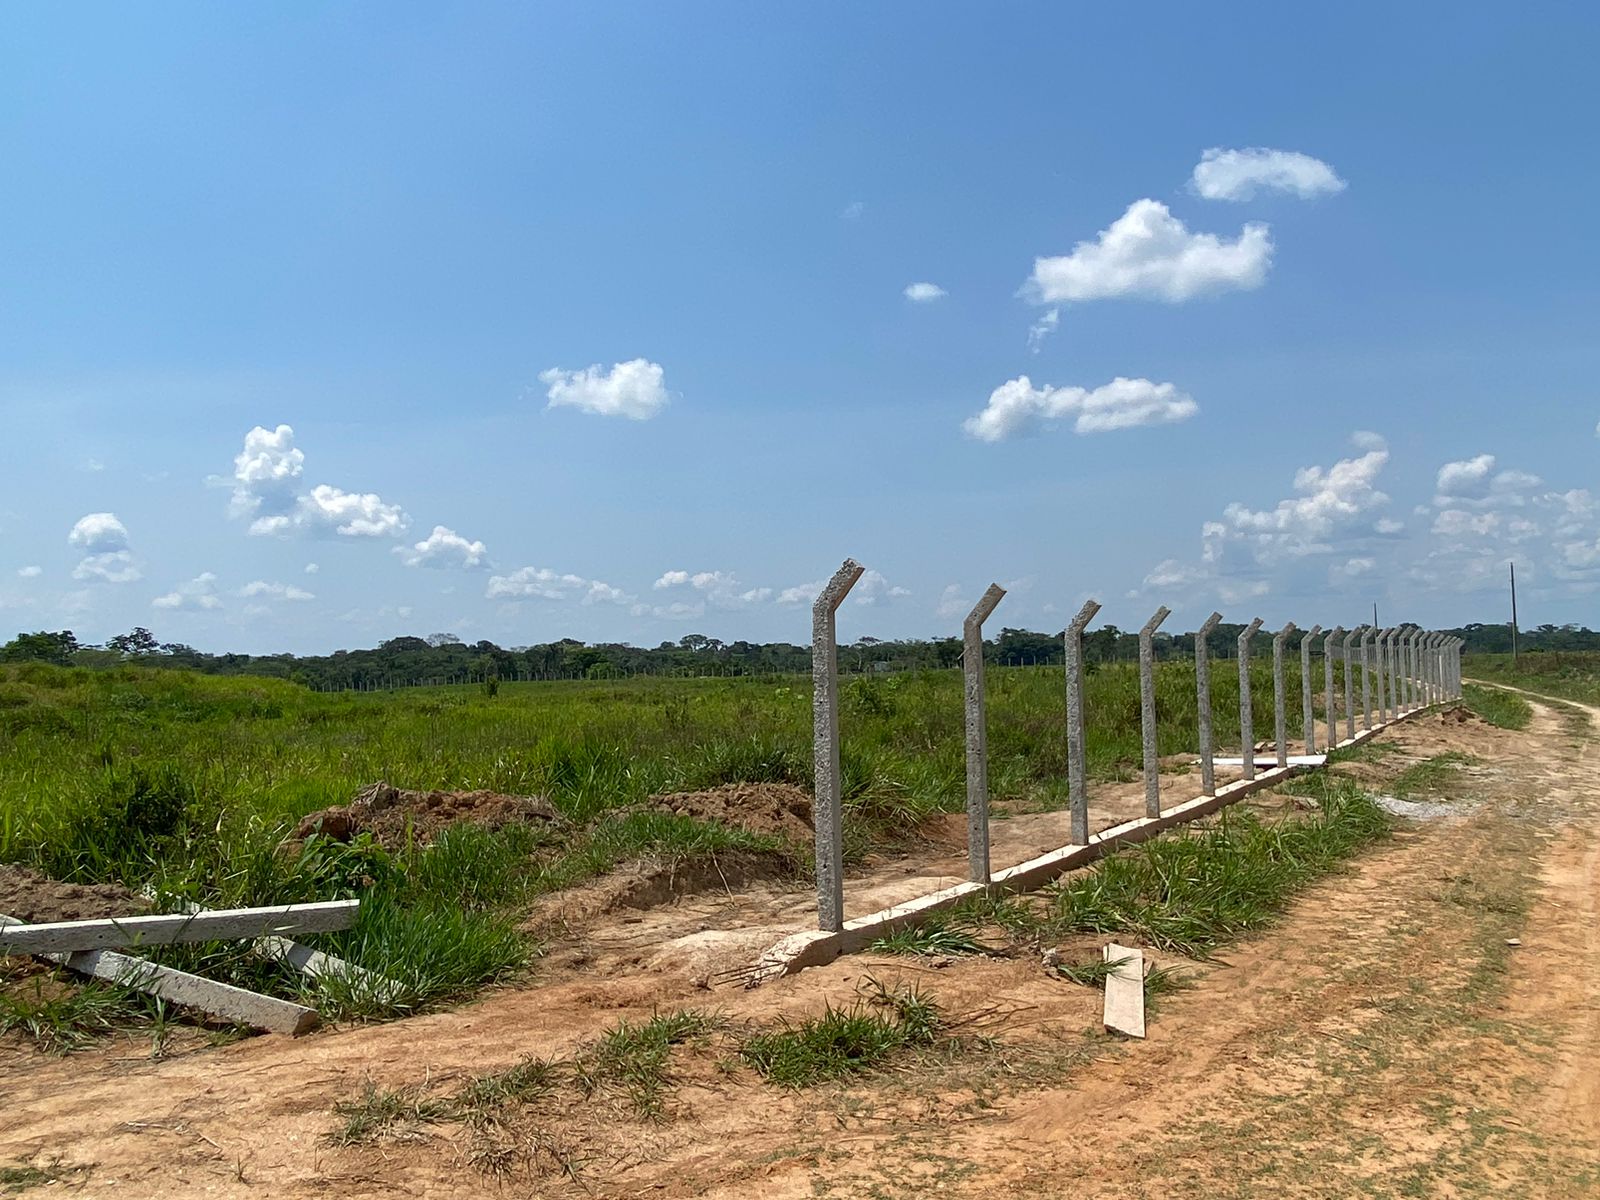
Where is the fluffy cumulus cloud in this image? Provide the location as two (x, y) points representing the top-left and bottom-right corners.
(1190, 147), (1347, 202)
(964, 376), (1198, 442)
(238, 580), (315, 602)
(68, 512), (140, 583)
(228, 425), (408, 539)
(1139, 433), (1394, 603)
(641, 569), (772, 617)
(540, 359), (669, 420)
(153, 572), (222, 611)
(395, 525), (490, 570)
(1416, 450), (1600, 594)
(902, 282), (946, 303)
(17, 565), (42, 579)
(1024, 200), (1272, 305)
(485, 567), (632, 606)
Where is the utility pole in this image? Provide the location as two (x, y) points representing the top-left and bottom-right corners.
(1510, 561), (1519, 668)
(1373, 601), (1379, 629)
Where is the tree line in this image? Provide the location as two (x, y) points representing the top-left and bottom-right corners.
(1, 620), (1591, 692)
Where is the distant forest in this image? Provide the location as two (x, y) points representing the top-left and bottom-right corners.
(1, 619), (1591, 692)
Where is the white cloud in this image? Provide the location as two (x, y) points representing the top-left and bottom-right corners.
(153, 572), (222, 611)
(840, 200), (864, 221)
(227, 425), (408, 539)
(68, 512), (130, 554)
(68, 512), (139, 583)
(1026, 308), (1059, 353)
(651, 568), (771, 609)
(238, 580), (315, 602)
(1433, 453), (1545, 509)
(540, 359), (669, 420)
(776, 570), (906, 607)
(1190, 147), (1346, 202)
(17, 565), (42, 579)
(1140, 433), (1394, 601)
(395, 525), (490, 569)
(903, 282), (946, 303)
(485, 567), (631, 605)
(653, 570), (691, 589)
(1024, 199), (1272, 305)
(304, 563), (319, 574)
(964, 375), (1198, 442)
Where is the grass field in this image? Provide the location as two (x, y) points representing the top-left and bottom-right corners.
(1465, 652), (1600, 709)
(0, 653), (1366, 1028)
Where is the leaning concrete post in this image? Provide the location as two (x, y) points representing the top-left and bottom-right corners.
(812, 558), (865, 932)
(1323, 626), (1343, 752)
(1238, 617), (1265, 780)
(1139, 605), (1171, 818)
(1342, 627), (1363, 743)
(1359, 626), (1376, 731)
(1195, 611), (1224, 796)
(1064, 599), (1102, 846)
(963, 583), (1006, 883)
(1272, 621), (1296, 769)
(1301, 624), (1323, 754)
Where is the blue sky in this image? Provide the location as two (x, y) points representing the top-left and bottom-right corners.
(3, 3), (1597, 653)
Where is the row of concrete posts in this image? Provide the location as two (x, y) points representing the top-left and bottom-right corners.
(810, 558), (1465, 934)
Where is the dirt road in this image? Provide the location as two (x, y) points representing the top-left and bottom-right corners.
(3, 692), (1597, 1197)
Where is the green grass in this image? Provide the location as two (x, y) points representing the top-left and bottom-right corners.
(1459, 682), (1533, 730)
(739, 979), (944, 1086)
(572, 1009), (723, 1118)
(1042, 774), (1390, 958)
(1390, 751), (1477, 798)
(869, 916), (991, 957)
(0, 973), (159, 1053)
(1465, 652), (1600, 710)
(326, 1080), (454, 1146)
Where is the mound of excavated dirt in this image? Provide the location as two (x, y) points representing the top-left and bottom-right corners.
(0, 865), (150, 924)
(1439, 704), (1480, 725)
(291, 781), (561, 851)
(649, 782), (814, 845)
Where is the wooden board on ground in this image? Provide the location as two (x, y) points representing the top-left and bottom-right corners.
(1103, 942), (1145, 1039)
(0, 914), (320, 1036)
(0, 899), (359, 955)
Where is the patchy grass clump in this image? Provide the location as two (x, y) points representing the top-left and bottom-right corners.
(1390, 751), (1478, 799)
(739, 979), (943, 1086)
(1460, 684), (1533, 730)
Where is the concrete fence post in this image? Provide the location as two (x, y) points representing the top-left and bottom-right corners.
(1374, 628), (1392, 724)
(1360, 626), (1376, 731)
(1383, 627), (1398, 718)
(1421, 632), (1434, 704)
(1404, 628), (1419, 710)
(1195, 611), (1224, 797)
(1301, 623), (1323, 754)
(963, 583), (1006, 884)
(811, 558), (865, 932)
(1273, 621), (1297, 769)
(1323, 626), (1343, 752)
(1238, 617), (1265, 780)
(1454, 637), (1464, 697)
(1139, 605), (1171, 818)
(1429, 632), (1442, 703)
(1065, 599), (1102, 846)
(1343, 627), (1364, 743)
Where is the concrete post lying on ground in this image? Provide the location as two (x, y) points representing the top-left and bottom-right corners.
(1360, 626), (1376, 731)
(1323, 626), (1343, 752)
(1065, 598), (1102, 846)
(0, 900), (359, 955)
(1343, 627), (1363, 743)
(812, 558), (865, 933)
(1272, 621), (1296, 769)
(963, 583), (1006, 884)
(1139, 605), (1171, 818)
(1301, 623), (1323, 754)
(1195, 611), (1224, 797)
(1238, 617), (1265, 779)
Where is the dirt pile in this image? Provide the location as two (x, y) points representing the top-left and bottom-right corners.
(1439, 704), (1480, 725)
(0, 865), (149, 924)
(291, 781), (561, 851)
(649, 782), (814, 845)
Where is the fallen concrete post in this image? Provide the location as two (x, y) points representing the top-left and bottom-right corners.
(0, 900), (359, 956)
